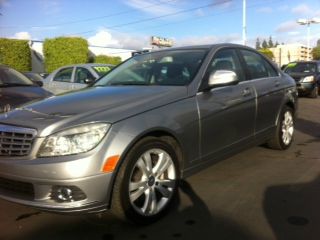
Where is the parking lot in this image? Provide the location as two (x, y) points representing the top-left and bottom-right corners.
(0, 97), (319, 240)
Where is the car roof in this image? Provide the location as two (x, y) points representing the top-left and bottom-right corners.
(136, 43), (258, 55)
(56, 63), (115, 69)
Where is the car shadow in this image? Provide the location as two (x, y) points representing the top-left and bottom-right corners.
(263, 175), (320, 240)
(296, 118), (320, 140)
(19, 180), (256, 240)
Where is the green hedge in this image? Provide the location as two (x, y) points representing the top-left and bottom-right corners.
(94, 55), (122, 65)
(43, 37), (88, 73)
(0, 38), (31, 71)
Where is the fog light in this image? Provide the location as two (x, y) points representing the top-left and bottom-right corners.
(51, 186), (87, 202)
(57, 187), (73, 201)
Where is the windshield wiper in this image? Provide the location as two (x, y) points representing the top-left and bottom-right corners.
(0, 83), (33, 87)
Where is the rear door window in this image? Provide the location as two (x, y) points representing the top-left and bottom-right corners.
(240, 50), (278, 80)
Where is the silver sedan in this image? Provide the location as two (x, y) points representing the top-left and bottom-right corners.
(43, 63), (114, 94)
(0, 44), (297, 224)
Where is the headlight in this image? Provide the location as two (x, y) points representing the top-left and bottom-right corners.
(38, 123), (110, 157)
(302, 76), (314, 83)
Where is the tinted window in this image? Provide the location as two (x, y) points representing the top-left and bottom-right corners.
(285, 62), (317, 74)
(94, 50), (208, 86)
(75, 67), (95, 84)
(208, 49), (244, 81)
(53, 68), (73, 82)
(241, 50), (278, 80)
(0, 67), (33, 86)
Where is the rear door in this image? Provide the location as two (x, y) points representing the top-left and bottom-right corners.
(196, 48), (256, 163)
(238, 49), (283, 137)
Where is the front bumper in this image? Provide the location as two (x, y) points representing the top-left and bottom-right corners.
(296, 82), (316, 95)
(0, 169), (113, 214)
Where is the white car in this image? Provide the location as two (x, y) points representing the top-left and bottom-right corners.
(43, 63), (114, 94)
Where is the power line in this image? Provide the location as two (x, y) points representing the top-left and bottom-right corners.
(68, 0), (232, 36)
(0, 0), (179, 29)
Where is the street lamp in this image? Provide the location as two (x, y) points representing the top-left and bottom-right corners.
(297, 18), (320, 60)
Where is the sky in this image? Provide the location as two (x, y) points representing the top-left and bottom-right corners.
(2, 0), (320, 50)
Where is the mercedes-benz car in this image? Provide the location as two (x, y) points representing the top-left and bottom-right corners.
(0, 44), (297, 224)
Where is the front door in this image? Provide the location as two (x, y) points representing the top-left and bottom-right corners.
(196, 48), (256, 162)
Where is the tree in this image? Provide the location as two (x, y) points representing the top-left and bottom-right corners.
(268, 36), (274, 48)
(255, 38), (261, 50)
(258, 48), (274, 60)
(262, 39), (268, 49)
(312, 46), (320, 60)
(287, 51), (291, 62)
(275, 41), (279, 47)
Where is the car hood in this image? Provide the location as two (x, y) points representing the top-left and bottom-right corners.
(0, 86), (188, 136)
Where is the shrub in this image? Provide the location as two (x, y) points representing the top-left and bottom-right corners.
(43, 37), (88, 73)
(0, 38), (31, 71)
(94, 55), (122, 65)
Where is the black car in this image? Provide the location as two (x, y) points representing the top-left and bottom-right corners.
(0, 65), (52, 113)
(284, 61), (320, 98)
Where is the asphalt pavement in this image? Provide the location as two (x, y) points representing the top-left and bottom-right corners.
(0, 97), (319, 240)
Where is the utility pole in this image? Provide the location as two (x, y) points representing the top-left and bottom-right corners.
(242, 0), (247, 45)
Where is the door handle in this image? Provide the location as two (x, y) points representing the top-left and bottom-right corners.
(275, 80), (280, 87)
(242, 88), (251, 97)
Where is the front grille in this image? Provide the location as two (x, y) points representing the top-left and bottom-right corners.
(0, 124), (37, 156)
(0, 177), (34, 200)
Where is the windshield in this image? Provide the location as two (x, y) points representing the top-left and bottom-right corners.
(94, 49), (208, 86)
(0, 67), (34, 87)
(284, 62), (318, 74)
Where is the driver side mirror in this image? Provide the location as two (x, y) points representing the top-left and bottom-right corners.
(208, 70), (238, 88)
(84, 78), (95, 84)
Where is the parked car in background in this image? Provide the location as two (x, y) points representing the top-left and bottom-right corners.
(284, 61), (320, 98)
(0, 44), (297, 224)
(43, 63), (114, 94)
(23, 72), (44, 86)
(0, 65), (52, 113)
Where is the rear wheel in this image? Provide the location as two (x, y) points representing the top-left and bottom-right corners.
(267, 106), (294, 150)
(111, 137), (179, 224)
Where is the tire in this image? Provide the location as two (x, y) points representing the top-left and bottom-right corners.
(309, 86), (318, 98)
(111, 136), (179, 224)
(267, 106), (294, 150)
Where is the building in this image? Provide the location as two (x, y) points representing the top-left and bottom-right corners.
(270, 44), (312, 67)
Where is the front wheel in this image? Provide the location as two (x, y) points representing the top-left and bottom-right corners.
(310, 86), (318, 98)
(111, 137), (179, 224)
(267, 106), (294, 150)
